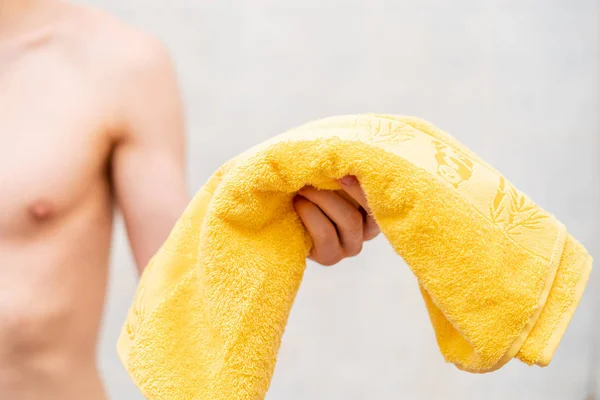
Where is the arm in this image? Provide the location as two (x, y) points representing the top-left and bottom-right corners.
(110, 37), (377, 272)
(111, 39), (189, 272)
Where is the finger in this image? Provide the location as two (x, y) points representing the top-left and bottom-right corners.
(363, 214), (380, 241)
(293, 195), (343, 266)
(338, 175), (372, 214)
(297, 187), (363, 257)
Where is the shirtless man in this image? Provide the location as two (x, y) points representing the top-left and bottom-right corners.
(0, 1), (380, 399)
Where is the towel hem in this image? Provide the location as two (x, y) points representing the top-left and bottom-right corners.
(488, 224), (567, 371)
(537, 253), (593, 365)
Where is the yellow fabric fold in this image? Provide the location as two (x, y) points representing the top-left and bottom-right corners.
(117, 114), (592, 399)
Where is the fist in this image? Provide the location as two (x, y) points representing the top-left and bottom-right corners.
(293, 176), (380, 266)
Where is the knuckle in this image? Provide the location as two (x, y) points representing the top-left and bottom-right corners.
(340, 208), (363, 232)
(319, 258), (337, 267)
(321, 254), (342, 266)
(349, 211), (364, 231)
(344, 239), (363, 257)
(315, 223), (336, 243)
(314, 247), (343, 266)
(364, 219), (381, 240)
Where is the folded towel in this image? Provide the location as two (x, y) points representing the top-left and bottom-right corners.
(118, 114), (592, 399)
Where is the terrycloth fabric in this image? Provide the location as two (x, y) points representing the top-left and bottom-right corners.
(118, 115), (592, 399)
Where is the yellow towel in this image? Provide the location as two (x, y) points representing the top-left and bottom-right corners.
(118, 114), (592, 399)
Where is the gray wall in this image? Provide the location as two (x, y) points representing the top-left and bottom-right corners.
(88, 1), (599, 399)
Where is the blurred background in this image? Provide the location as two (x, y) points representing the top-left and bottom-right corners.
(77, 0), (599, 398)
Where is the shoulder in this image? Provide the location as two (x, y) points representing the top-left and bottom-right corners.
(62, 4), (176, 85)
(58, 5), (182, 139)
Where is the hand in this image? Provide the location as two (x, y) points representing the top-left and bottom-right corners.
(293, 175), (380, 266)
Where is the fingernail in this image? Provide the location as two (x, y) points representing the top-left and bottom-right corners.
(340, 175), (358, 186)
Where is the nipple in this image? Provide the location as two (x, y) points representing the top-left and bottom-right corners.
(28, 201), (54, 221)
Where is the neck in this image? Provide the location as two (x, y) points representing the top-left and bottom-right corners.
(0, 0), (59, 39)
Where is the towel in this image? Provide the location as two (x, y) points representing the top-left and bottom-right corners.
(117, 114), (592, 400)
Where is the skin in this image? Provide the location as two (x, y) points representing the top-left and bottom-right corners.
(296, 176), (380, 266)
(0, 1), (379, 399)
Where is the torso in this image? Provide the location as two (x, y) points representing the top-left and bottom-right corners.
(0, 5), (143, 399)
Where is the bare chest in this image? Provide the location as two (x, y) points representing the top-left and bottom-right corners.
(0, 47), (114, 234)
